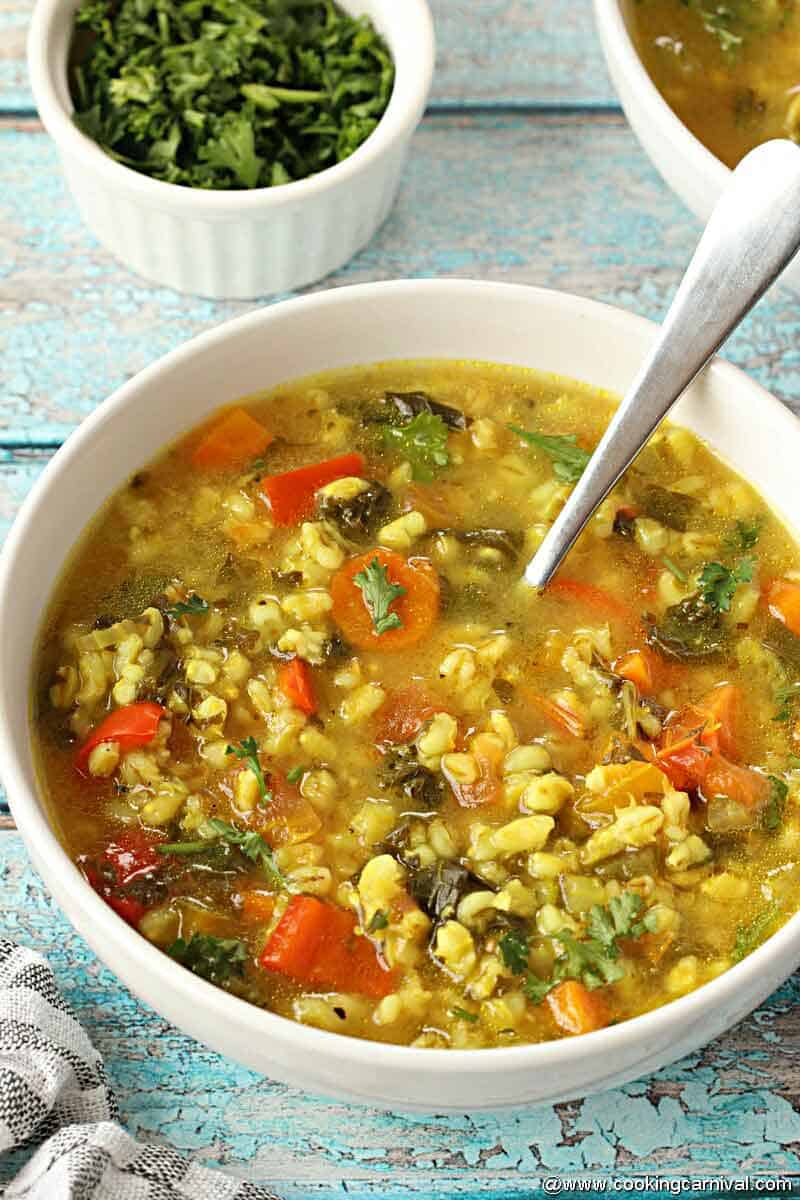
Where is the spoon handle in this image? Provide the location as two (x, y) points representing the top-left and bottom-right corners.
(525, 138), (800, 589)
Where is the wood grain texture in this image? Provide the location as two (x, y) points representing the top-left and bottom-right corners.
(1, 830), (799, 1196)
(2, 115), (800, 447)
(0, 0), (618, 114)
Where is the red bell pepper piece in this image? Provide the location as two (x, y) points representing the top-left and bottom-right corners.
(278, 658), (317, 715)
(261, 453), (365, 526)
(260, 896), (396, 998)
(75, 701), (166, 775)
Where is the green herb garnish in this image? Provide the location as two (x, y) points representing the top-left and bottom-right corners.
(168, 933), (247, 984)
(450, 1006), (479, 1024)
(226, 737), (271, 804)
(498, 927), (529, 975)
(381, 411), (450, 482)
(286, 765), (304, 785)
(662, 555), (688, 584)
(732, 901), (782, 962)
(368, 909), (390, 932)
(763, 776), (789, 832)
(353, 557), (406, 635)
(203, 817), (287, 889)
(508, 425), (591, 484)
(698, 557), (755, 613)
(725, 518), (761, 553)
(523, 974), (556, 1005)
(69, 0), (394, 190)
(167, 593), (209, 619)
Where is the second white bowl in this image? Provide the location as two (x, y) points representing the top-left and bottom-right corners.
(27, 0), (434, 299)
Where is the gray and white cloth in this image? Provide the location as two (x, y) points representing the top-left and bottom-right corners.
(0, 939), (278, 1199)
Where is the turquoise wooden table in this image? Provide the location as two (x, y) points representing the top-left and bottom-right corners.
(3, 3), (800, 1194)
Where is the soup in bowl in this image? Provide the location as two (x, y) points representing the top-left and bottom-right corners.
(2, 280), (800, 1109)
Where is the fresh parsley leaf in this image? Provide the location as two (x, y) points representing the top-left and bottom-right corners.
(763, 776), (788, 832)
(286, 765), (304, 785)
(498, 927), (529, 975)
(450, 1006), (479, 1023)
(69, 0), (394, 190)
(353, 557), (406, 635)
(724, 518), (761, 553)
(168, 933), (247, 984)
(732, 901), (781, 962)
(585, 893), (654, 955)
(167, 593), (209, 619)
(508, 425), (591, 484)
(523, 974), (556, 1004)
(381, 411), (450, 482)
(368, 909), (390, 932)
(698, 557), (755, 613)
(226, 737), (271, 804)
(553, 930), (626, 990)
(203, 818), (287, 890)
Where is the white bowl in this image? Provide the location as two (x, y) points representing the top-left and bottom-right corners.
(594, 0), (800, 290)
(27, 0), (434, 300)
(2, 279), (800, 1112)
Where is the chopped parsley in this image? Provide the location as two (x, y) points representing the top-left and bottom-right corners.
(662, 555), (688, 584)
(353, 557), (406, 635)
(167, 593), (209, 619)
(69, 0), (394, 190)
(498, 927), (529, 975)
(381, 411), (450, 482)
(762, 776), (788, 832)
(368, 909), (390, 932)
(203, 818), (287, 889)
(732, 901), (781, 962)
(725, 518), (761, 553)
(508, 425), (591, 484)
(698, 557), (755, 613)
(168, 933), (247, 984)
(226, 737), (271, 804)
(286, 765), (304, 785)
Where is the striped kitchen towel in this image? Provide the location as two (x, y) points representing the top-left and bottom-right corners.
(0, 939), (278, 1199)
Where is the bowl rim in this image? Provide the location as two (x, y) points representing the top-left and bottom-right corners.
(3, 277), (800, 1080)
(26, 0), (435, 214)
(593, 0), (732, 190)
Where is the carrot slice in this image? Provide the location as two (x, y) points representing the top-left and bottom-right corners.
(546, 981), (612, 1035)
(278, 658), (317, 715)
(766, 578), (800, 637)
(260, 896), (396, 998)
(191, 407), (273, 470)
(261, 452), (365, 526)
(613, 649), (655, 694)
(331, 549), (440, 651)
(546, 577), (633, 624)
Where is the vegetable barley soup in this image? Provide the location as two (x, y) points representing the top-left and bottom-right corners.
(34, 361), (800, 1047)
(629, 0), (800, 167)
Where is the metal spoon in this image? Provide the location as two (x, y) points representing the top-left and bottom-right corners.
(525, 138), (800, 590)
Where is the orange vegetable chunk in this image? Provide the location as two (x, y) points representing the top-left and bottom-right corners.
(261, 452), (365, 525)
(331, 549), (440, 651)
(278, 658), (317, 715)
(191, 407), (274, 469)
(547, 980), (612, 1035)
(767, 578), (800, 637)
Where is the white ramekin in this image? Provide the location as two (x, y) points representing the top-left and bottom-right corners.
(2, 280), (799, 1111)
(27, 0), (434, 299)
(594, 0), (800, 290)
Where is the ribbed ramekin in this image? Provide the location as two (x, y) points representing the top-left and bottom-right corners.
(27, 0), (434, 299)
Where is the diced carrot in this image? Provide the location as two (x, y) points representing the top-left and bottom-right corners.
(375, 686), (446, 745)
(523, 690), (586, 739)
(76, 701), (166, 775)
(261, 452), (365, 525)
(546, 577), (634, 624)
(330, 549), (440, 652)
(766, 578), (800, 638)
(546, 980), (612, 1035)
(191, 407), (274, 470)
(278, 658), (317, 715)
(260, 896), (396, 998)
(241, 891), (276, 924)
(613, 649), (655, 694)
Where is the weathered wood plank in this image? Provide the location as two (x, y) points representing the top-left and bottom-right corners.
(2, 115), (799, 447)
(0, 0), (616, 114)
(0, 831), (799, 1194)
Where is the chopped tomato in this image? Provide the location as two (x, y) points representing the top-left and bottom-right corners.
(657, 683), (741, 789)
(278, 658), (317, 715)
(523, 690), (586, 739)
(261, 452), (365, 525)
(331, 549), (440, 652)
(546, 578), (633, 625)
(75, 702), (166, 775)
(546, 981), (612, 1035)
(260, 896), (396, 998)
(253, 772), (322, 848)
(702, 755), (770, 812)
(613, 649), (656, 695)
(766, 578), (800, 637)
(375, 686), (445, 745)
(191, 407), (274, 470)
(83, 830), (163, 928)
